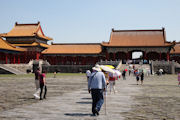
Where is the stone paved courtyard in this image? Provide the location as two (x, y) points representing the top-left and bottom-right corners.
(0, 74), (179, 120)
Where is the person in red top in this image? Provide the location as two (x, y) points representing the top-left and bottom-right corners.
(108, 72), (117, 94)
(39, 70), (47, 100)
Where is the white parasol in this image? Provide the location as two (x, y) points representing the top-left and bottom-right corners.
(113, 69), (121, 77)
(100, 65), (115, 74)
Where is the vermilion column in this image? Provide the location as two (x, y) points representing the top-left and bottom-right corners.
(94, 57), (97, 64)
(126, 52), (129, 60)
(82, 57), (86, 65)
(5, 54), (8, 64)
(18, 56), (20, 64)
(64, 56), (67, 65)
(36, 52), (40, 60)
(52, 56), (55, 65)
(106, 52), (109, 61)
(24, 52), (27, 63)
(113, 53), (116, 61)
(144, 51), (147, 60)
(159, 53), (161, 60)
(76, 57), (79, 65)
(13, 55), (16, 64)
(72, 57), (76, 65)
(54, 56), (56, 65)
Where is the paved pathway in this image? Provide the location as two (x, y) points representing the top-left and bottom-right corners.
(0, 75), (179, 120)
(0, 75), (143, 120)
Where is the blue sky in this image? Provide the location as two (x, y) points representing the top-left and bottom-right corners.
(0, 0), (180, 44)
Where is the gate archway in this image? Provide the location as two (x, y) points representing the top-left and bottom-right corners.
(147, 52), (159, 60)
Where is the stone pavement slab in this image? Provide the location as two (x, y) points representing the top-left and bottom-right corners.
(0, 74), (179, 120)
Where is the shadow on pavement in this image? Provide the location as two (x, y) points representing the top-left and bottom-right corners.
(81, 97), (92, 100)
(129, 84), (176, 87)
(129, 84), (139, 85)
(76, 101), (92, 104)
(64, 113), (92, 116)
(18, 97), (36, 101)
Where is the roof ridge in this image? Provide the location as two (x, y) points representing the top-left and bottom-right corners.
(111, 28), (164, 32)
(51, 43), (101, 45)
(15, 21), (40, 26)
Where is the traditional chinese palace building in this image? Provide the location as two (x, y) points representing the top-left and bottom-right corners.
(0, 22), (52, 63)
(0, 37), (25, 64)
(0, 22), (179, 66)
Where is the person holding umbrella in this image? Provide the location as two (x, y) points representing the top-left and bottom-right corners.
(88, 65), (106, 116)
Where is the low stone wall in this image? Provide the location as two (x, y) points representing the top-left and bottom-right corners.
(175, 67), (180, 73)
(42, 65), (94, 73)
(4, 64), (31, 73)
(152, 60), (180, 74)
(0, 68), (13, 74)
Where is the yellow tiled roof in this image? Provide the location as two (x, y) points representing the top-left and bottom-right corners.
(42, 44), (102, 54)
(170, 43), (180, 54)
(102, 29), (173, 47)
(0, 37), (26, 52)
(12, 42), (49, 48)
(2, 22), (52, 40)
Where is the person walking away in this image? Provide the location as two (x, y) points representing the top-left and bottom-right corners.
(39, 70), (47, 100)
(33, 67), (40, 99)
(140, 70), (144, 85)
(54, 69), (59, 78)
(122, 70), (126, 80)
(86, 70), (91, 82)
(178, 72), (180, 86)
(135, 69), (140, 85)
(88, 65), (106, 116)
(108, 72), (117, 94)
(129, 69), (131, 76)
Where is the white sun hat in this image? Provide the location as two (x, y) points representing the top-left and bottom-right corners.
(92, 64), (101, 72)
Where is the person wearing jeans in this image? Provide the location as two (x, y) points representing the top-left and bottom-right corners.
(88, 65), (106, 116)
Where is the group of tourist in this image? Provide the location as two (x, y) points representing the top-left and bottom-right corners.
(134, 69), (144, 85)
(87, 65), (122, 116)
(33, 67), (47, 100)
(86, 64), (148, 116)
(32, 65), (180, 117)
(121, 66), (145, 85)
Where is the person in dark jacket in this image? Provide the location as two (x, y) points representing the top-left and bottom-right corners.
(140, 70), (144, 85)
(122, 70), (126, 80)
